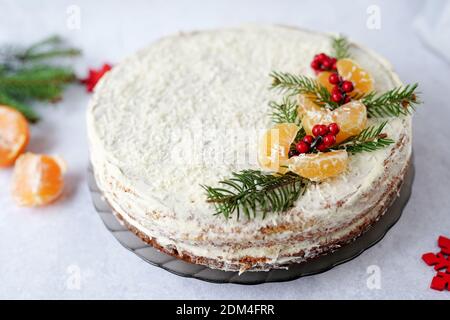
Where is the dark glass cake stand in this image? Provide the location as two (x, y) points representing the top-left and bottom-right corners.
(87, 163), (414, 285)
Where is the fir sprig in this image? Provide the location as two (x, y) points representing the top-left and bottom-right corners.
(335, 121), (394, 154)
(331, 35), (351, 59)
(203, 170), (308, 219)
(268, 96), (299, 124)
(0, 35), (80, 122)
(363, 84), (420, 118)
(270, 71), (339, 109)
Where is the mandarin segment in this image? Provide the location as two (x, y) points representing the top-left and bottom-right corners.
(316, 71), (334, 93)
(289, 150), (348, 181)
(258, 123), (299, 173)
(298, 95), (367, 144)
(332, 100), (367, 143)
(336, 58), (373, 97)
(0, 105), (30, 167)
(11, 153), (66, 207)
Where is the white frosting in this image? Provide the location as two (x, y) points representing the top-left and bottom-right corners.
(87, 25), (411, 270)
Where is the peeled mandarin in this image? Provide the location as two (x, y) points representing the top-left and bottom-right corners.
(11, 153), (66, 207)
(258, 123), (299, 174)
(336, 58), (374, 97)
(298, 95), (367, 144)
(289, 150), (348, 181)
(0, 105), (30, 167)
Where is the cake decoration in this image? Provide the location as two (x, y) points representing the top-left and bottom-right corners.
(204, 35), (421, 219)
(422, 235), (450, 291)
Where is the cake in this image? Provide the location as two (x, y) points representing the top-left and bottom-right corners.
(87, 25), (413, 272)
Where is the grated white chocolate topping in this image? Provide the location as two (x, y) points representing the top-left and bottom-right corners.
(87, 25), (411, 271)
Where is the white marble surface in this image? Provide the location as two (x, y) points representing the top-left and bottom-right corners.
(0, 0), (449, 300)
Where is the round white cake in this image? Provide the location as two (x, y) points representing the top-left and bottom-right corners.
(87, 25), (411, 272)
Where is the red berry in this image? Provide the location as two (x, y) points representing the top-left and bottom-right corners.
(311, 60), (320, 70)
(317, 53), (327, 62)
(331, 86), (341, 97)
(323, 134), (336, 147)
(316, 142), (328, 152)
(328, 73), (340, 85)
(342, 81), (354, 93)
(311, 124), (329, 137)
(328, 123), (340, 135)
(302, 135), (314, 145)
(312, 124), (321, 137)
(344, 95), (351, 103)
(296, 141), (310, 154)
(317, 124), (329, 136)
(332, 92), (343, 103)
(322, 59), (332, 69)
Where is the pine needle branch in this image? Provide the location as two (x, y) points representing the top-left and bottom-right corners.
(203, 170), (308, 219)
(270, 71), (339, 109)
(335, 121), (394, 154)
(331, 35), (351, 59)
(362, 83), (420, 118)
(0, 66), (75, 101)
(268, 96), (299, 124)
(0, 35), (80, 121)
(16, 35), (81, 63)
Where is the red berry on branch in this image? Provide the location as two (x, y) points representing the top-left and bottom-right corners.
(328, 73), (340, 85)
(318, 53), (327, 61)
(311, 60), (320, 70)
(332, 92), (343, 103)
(322, 59), (332, 69)
(302, 135), (314, 145)
(328, 123), (340, 135)
(323, 134), (336, 147)
(317, 124), (329, 136)
(312, 124), (322, 137)
(316, 142), (328, 152)
(331, 85), (341, 95)
(296, 141), (310, 154)
(330, 57), (337, 68)
(342, 81), (354, 93)
(344, 95), (351, 103)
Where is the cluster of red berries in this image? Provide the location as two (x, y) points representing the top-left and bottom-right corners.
(328, 73), (354, 104)
(310, 53), (337, 74)
(289, 123), (340, 157)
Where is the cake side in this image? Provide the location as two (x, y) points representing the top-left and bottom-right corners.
(87, 25), (412, 272)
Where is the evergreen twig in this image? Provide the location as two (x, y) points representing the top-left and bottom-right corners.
(270, 71), (339, 109)
(331, 35), (351, 59)
(363, 84), (420, 118)
(268, 96), (299, 124)
(335, 121), (394, 154)
(0, 35), (80, 121)
(203, 170), (308, 219)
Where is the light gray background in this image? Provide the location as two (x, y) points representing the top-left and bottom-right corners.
(0, 0), (449, 299)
